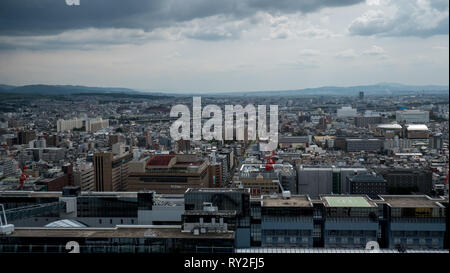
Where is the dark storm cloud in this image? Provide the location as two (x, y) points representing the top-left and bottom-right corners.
(0, 0), (364, 36)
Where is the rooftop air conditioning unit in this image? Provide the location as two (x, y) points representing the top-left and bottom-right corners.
(282, 191), (291, 199)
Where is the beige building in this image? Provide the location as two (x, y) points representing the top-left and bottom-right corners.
(94, 151), (133, 191)
(74, 163), (95, 191)
(126, 154), (209, 194)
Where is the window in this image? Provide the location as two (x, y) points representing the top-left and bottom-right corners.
(290, 237), (296, 244)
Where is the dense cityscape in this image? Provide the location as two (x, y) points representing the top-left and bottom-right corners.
(0, 1), (449, 267)
(0, 88), (448, 253)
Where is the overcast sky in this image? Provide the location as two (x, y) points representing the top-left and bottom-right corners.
(0, 0), (448, 93)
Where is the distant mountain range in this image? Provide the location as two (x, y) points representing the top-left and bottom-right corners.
(0, 84), (142, 96)
(0, 83), (448, 97)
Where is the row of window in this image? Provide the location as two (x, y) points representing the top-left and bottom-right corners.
(327, 230), (377, 237)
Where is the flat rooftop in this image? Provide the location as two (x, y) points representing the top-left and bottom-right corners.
(379, 195), (447, 208)
(0, 191), (62, 198)
(323, 196), (375, 208)
(186, 188), (248, 193)
(9, 226), (234, 239)
(262, 195), (312, 207)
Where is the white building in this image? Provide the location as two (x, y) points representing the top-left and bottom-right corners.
(57, 117), (109, 133)
(0, 159), (18, 177)
(396, 110), (429, 123)
(86, 117), (109, 132)
(337, 106), (357, 118)
(57, 118), (83, 132)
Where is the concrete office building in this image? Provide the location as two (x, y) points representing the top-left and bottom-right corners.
(396, 110), (429, 124)
(320, 196), (379, 248)
(346, 173), (387, 199)
(377, 168), (433, 195)
(73, 163), (95, 191)
(337, 106), (357, 118)
(238, 163), (297, 195)
(184, 188), (251, 248)
(0, 158), (18, 177)
(57, 118), (84, 132)
(297, 167), (368, 198)
(376, 124), (403, 138)
(346, 138), (384, 152)
(208, 163), (223, 188)
(380, 195), (447, 249)
(429, 134), (444, 150)
(126, 154), (209, 194)
(85, 117), (109, 132)
(94, 151), (133, 192)
(57, 117), (108, 133)
(406, 124), (430, 139)
(354, 116), (383, 128)
(260, 195), (314, 248)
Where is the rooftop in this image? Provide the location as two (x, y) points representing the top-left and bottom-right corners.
(146, 155), (175, 166)
(262, 195), (312, 207)
(9, 226), (234, 239)
(323, 196), (375, 208)
(377, 124), (402, 129)
(379, 195), (447, 208)
(406, 124), (429, 131)
(348, 173), (386, 183)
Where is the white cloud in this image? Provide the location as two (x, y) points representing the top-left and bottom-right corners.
(336, 46), (388, 59)
(299, 49), (321, 56)
(361, 45), (386, 56)
(335, 49), (359, 59)
(349, 0), (449, 37)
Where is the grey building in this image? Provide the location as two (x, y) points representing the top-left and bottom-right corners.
(377, 168), (433, 195)
(346, 138), (384, 152)
(346, 173), (387, 199)
(297, 167), (368, 198)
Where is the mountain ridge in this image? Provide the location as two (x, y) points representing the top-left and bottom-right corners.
(0, 83), (448, 97)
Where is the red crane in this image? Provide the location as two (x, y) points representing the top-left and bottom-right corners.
(265, 151), (276, 171)
(18, 166), (27, 190)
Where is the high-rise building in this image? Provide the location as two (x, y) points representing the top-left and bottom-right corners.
(74, 163), (95, 191)
(208, 163), (222, 188)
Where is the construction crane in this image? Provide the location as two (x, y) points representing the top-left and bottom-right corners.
(18, 166), (27, 190)
(264, 151), (276, 171)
